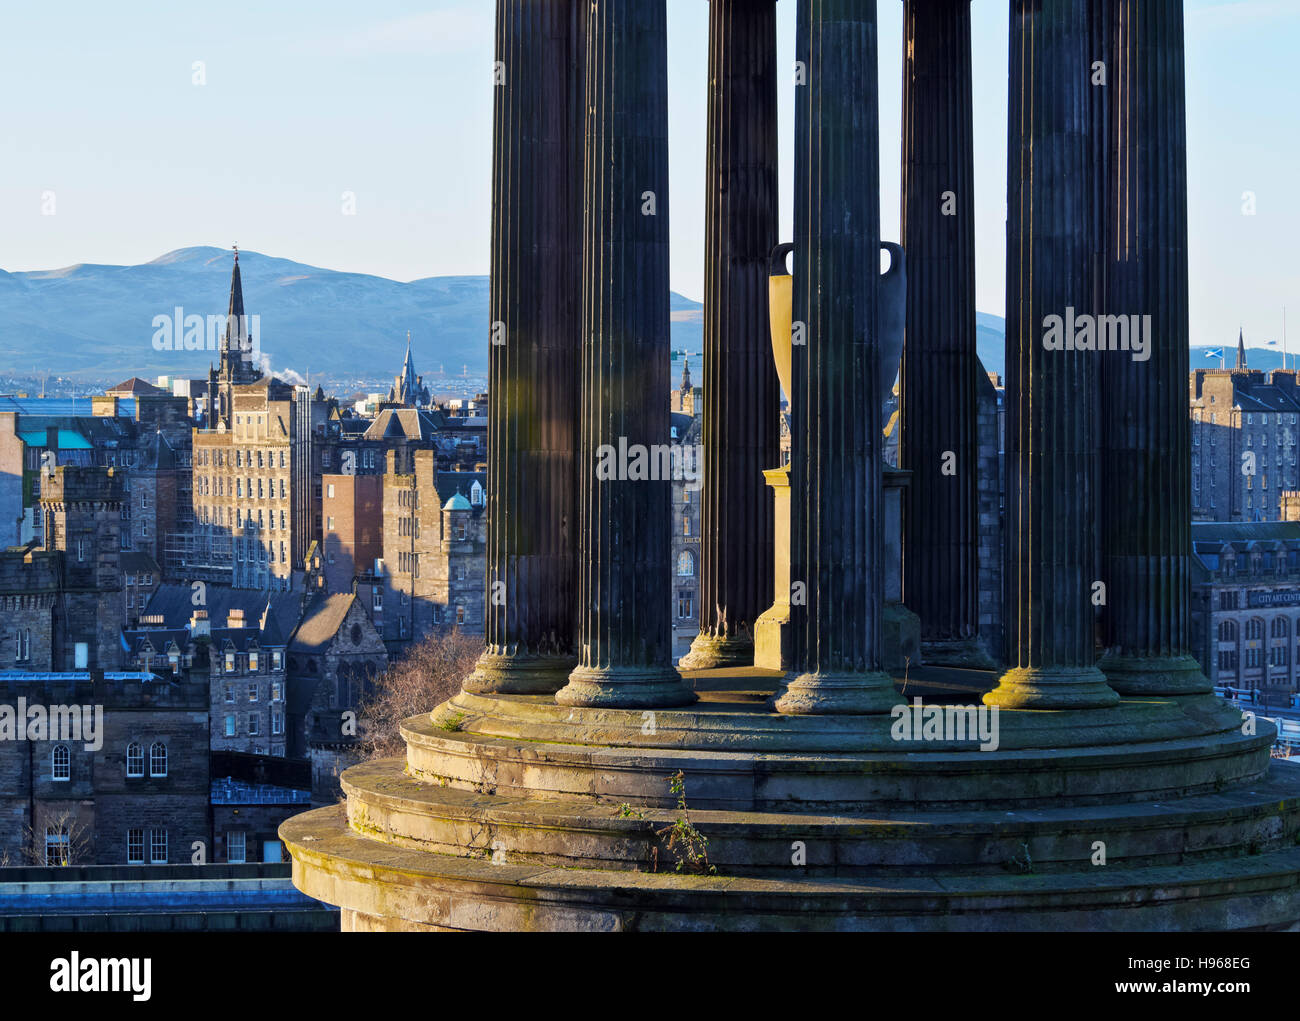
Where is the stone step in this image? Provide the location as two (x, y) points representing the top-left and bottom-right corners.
(280, 802), (1300, 931)
(341, 757), (1300, 876)
(401, 709), (1272, 811)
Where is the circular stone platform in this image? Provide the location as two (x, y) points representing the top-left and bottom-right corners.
(282, 668), (1300, 931)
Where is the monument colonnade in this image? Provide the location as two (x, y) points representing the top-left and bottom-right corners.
(466, 0), (1208, 714)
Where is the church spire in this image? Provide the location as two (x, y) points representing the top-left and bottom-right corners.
(387, 331), (428, 407)
(1236, 327), (1247, 371)
(681, 355), (692, 392)
(220, 245), (258, 383)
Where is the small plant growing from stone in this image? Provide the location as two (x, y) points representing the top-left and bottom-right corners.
(438, 711), (468, 733)
(652, 771), (717, 876)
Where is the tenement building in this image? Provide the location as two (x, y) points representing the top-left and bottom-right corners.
(0, 464), (125, 672)
(1190, 521), (1300, 701)
(182, 251), (335, 589)
(123, 604), (290, 757)
(1190, 341), (1300, 523)
(377, 450), (486, 647)
(0, 670), (208, 866)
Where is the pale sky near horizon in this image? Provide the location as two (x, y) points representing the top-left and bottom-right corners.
(0, 0), (1295, 350)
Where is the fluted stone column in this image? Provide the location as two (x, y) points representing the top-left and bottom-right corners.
(466, 0), (585, 695)
(680, 0), (781, 670)
(770, 0), (896, 715)
(898, 0), (993, 670)
(555, 0), (695, 709)
(984, 0), (1119, 710)
(1098, 0), (1210, 695)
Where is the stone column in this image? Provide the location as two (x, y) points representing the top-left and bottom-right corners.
(770, 0), (896, 715)
(898, 0), (993, 670)
(555, 0), (695, 709)
(466, 0), (585, 695)
(681, 0), (781, 671)
(1098, 0), (1210, 695)
(984, 0), (1119, 710)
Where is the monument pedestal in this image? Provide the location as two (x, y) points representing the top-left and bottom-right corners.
(753, 466), (792, 671)
(882, 469), (921, 673)
(283, 670), (1300, 931)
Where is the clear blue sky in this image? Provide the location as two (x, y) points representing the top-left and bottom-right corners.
(0, 0), (1295, 350)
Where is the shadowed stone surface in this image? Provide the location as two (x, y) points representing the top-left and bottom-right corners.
(467, 0), (585, 695)
(555, 0), (695, 710)
(985, 0), (1119, 711)
(898, 0), (993, 671)
(681, 0), (781, 671)
(773, 0), (895, 715)
(1098, 0), (1211, 697)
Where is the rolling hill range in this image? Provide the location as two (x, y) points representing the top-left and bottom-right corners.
(0, 246), (1258, 384)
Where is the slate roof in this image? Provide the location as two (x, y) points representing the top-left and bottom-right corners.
(289, 593), (357, 655)
(120, 551), (160, 576)
(361, 407), (439, 443)
(142, 582), (298, 638)
(107, 377), (165, 396)
(435, 470), (486, 505)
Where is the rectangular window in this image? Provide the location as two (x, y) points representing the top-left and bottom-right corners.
(225, 651), (236, 673)
(224, 715), (236, 737)
(272, 712), (284, 736)
(271, 681), (283, 701)
(127, 828), (144, 864)
(45, 827), (69, 866)
(150, 828), (167, 864)
(248, 651), (259, 672)
(225, 683), (235, 703)
(272, 651), (282, 671)
(227, 830), (246, 864)
(248, 714), (260, 736)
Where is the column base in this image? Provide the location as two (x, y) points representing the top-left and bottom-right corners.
(1098, 653), (1213, 697)
(462, 650), (576, 696)
(555, 665), (698, 709)
(921, 636), (997, 671)
(983, 666), (1120, 711)
(679, 631), (754, 670)
(769, 671), (898, 716)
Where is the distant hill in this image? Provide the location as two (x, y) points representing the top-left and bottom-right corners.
(0, 247), (708, 382)
(8, 250), (1255, 386)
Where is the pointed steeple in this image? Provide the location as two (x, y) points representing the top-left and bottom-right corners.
(681, 355), (692, 392)
(1236, 327), (1247, 371)
(387, 331), (427, 407)
(220, 246), (259, 383)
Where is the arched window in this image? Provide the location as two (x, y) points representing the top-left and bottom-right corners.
(677, 552), (695, 577)
(149, 742), (167, 778)
(51, 744), (70, 782)
(1274, 617), (1292, 639)
(1218, 620), (1238, 643)
(126, 742), (143, 777)
(1246, 619), (1265, 641)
